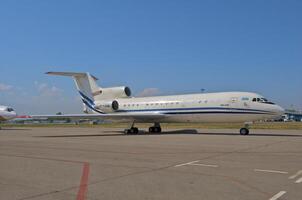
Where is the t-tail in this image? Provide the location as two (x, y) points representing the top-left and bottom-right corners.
(46, 72), (132, 114)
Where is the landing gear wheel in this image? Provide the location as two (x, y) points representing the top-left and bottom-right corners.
(149, 125), (162, 133)
(240, 128), (249, 135)
(124, 127), (139, 135)
(132, 127), (139, 134)
(154, 127), (161, 133)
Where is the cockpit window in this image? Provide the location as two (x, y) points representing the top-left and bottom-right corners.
(252, 97), (275, 104)
(6, 108), (14, 112)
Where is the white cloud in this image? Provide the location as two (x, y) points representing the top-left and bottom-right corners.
(34, 82), (63, 96)
(0, 83), (13, 91)
(137, 88), (161, 97)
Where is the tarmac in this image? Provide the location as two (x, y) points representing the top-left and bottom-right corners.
(0, 127), (302, 200)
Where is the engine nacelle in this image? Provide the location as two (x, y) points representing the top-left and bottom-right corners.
(95, 100), (119, 113)
(97, 86), (131, 99)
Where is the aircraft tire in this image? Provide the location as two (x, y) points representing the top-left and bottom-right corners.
(149, 127), (161, 133)
(154, 127), (161, 133)
(240, 128), (249, 135)
(133, 127), (139, 134)
(125, 127), (139, 135)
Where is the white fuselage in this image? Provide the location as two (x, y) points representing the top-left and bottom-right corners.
(94, 92), (284, 123)
(0, 106), (17, 122)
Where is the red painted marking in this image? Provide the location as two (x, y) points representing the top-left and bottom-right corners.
(16, 115), (31, 118)
(0, 154), (90, 200)
(76, 162), (90, 200)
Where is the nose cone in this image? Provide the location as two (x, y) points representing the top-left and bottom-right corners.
(274, 105), (285, 116)
(8, 112), (17, 120)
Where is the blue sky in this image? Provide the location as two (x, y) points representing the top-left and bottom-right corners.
(0, 0), (301, 114)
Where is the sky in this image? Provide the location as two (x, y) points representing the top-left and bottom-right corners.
(0, 0), (301, 114)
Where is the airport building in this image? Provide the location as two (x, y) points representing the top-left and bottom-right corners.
(283, 109), (302, 122)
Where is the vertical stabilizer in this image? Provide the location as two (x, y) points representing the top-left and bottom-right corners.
(46, 72), (104, 113)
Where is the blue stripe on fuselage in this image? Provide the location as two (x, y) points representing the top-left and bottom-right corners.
(117, 107), (272, 114)
(79, 91), (95, 105)
(81, 99), (105, 114)
(164, 111), (274, 115)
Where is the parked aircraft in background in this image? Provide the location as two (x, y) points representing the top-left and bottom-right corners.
(33, 72), (284, 135)
(0, 105), (17, 129)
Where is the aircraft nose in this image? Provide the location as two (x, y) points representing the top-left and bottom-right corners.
(275, 105), (285, 116)
(9, 112), (17, 120)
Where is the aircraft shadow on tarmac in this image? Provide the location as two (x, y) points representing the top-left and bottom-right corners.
(36, 129), (302, 138)
(0, 128), (31, 131)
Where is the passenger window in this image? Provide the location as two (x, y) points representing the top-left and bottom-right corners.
(231, 97), (238, 103)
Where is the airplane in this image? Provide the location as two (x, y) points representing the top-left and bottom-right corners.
(0, 105), (17, 129)
(32, 72), (285, 135)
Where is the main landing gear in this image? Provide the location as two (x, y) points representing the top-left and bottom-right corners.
(149, 122), (162, 133)
(124, 122), (162, 134)
(124, 122), (139, 134)
(124, 127), (139, 134)
(240, 123), (251, 135)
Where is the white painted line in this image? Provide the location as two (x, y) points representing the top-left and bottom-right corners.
(254, 169), (288, 174)
(289, 170), (302, 179)
(295, 177), (302, 183)
(269, 191), (286, 200)
(174, 160), (200, 167)
(190, 163), (218, 168)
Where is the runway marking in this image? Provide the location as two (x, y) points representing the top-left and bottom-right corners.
(254, 169), (288, 174)
(174, 160), (218, 168)
(269, 191), (286, 200)
(77, 162), (90, 200)
(289, 170), (302, 179)
(190, 163), (218, 168)
(295, 177), (302, 184)
(174, 160), (200, 167)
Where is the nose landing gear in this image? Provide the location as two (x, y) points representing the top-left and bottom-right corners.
(240, 128), (249, 135)
(240, 123), (251, 135)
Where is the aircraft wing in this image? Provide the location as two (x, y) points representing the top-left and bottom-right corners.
(31, 112), (166, 122)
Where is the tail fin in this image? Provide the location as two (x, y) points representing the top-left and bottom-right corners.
(46, 72), (103, 113)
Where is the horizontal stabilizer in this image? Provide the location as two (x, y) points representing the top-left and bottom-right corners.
(46, 72), (98, 80)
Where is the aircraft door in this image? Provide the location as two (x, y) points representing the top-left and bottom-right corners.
(230, 97), (239, 107)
